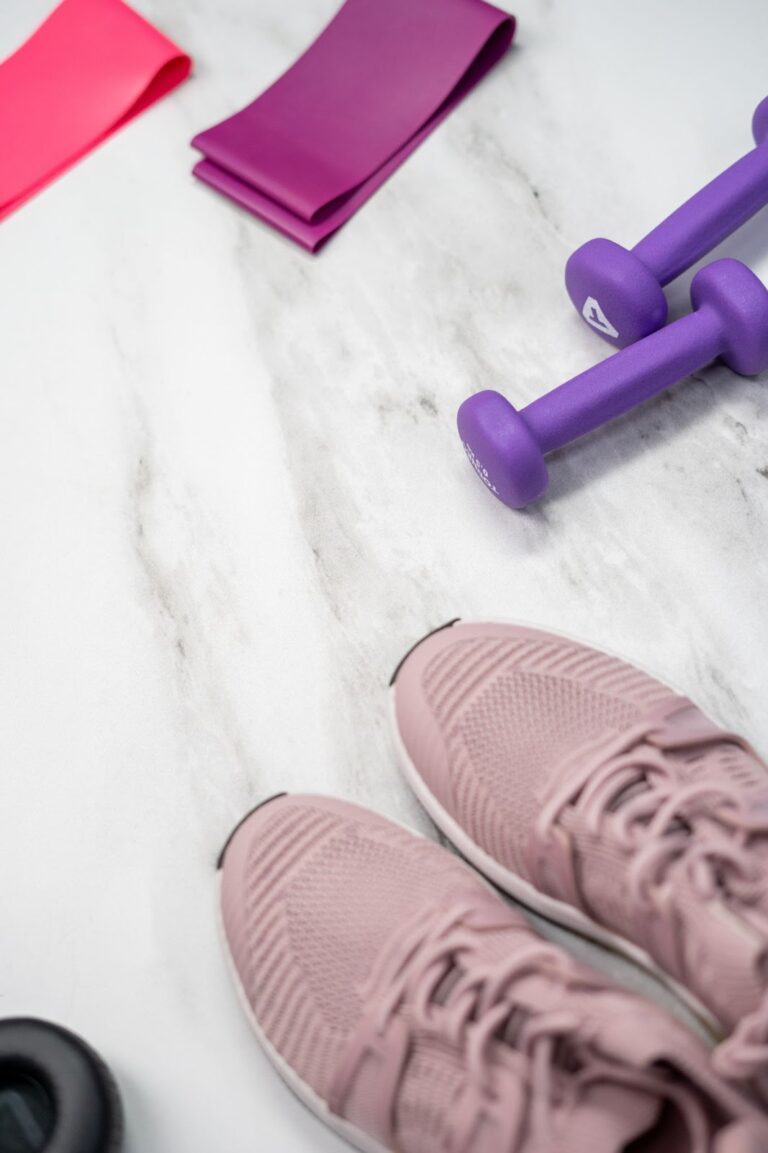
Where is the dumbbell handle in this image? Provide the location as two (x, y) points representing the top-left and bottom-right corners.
(523, 308), (722, 453)
(633, 144), (768, 285)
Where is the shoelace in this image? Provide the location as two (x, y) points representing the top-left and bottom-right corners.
(529, 707), (768, 1085)
(716, 1003), (768, 1085)
(328, 892), (711, 1151)
(532, 712), (768, 910)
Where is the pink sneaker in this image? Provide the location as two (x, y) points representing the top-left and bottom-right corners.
(391, 621), (768, 1099)
(219, 793), (766, 1152)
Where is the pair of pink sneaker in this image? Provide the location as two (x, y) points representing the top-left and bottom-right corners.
(219, 621), (768, 1152)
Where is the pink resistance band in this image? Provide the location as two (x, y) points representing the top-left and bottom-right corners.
(0, 0), (190, 222)
(192, 0), (515, 252)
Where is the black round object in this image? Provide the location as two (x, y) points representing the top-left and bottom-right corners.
(0, 1019), (122, 1153)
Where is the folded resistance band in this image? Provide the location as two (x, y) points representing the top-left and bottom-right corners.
(192, 0), (515, 252)
(0, 0), (190, 222)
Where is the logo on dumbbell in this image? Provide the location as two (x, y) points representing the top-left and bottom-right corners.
(463, 442), (499, 495)
(582, 297), (619, 340)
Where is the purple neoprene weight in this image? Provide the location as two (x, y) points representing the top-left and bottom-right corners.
(458, 258), (768, 509)
(566, 96), (768, 348)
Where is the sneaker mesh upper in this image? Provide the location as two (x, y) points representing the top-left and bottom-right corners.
(220, 793), (768, 1152)
(393, 622), (768, 1046)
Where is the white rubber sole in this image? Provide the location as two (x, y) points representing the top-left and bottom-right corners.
(217, 871), (390, 1153)
(388, 618), (725, 1040)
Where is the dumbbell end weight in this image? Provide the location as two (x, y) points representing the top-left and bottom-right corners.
(565, 238), (668, 349)
(457, 390), (549, 509)
(752, 95), (768, 146)
(693, 257), (768, 375)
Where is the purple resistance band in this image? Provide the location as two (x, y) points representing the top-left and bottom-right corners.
(191, 0), (515, 251)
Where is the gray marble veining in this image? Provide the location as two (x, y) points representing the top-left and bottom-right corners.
(1, 1), (767, 1149)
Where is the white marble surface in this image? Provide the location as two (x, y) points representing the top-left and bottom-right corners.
(1, 0), (768, 1149)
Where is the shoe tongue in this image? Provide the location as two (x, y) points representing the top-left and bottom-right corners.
(386, 929), (668, 1153)
(715, 1121), (768, 1153)
(395, 951), (670, 1153)
(390, 1033), (478, 1153)
(389, 1030), (666, 1153)
(564, 1081), (663, 1153)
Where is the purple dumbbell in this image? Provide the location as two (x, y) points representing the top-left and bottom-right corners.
(566, 96), (768, 348)
(458, 259), (768, 509)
